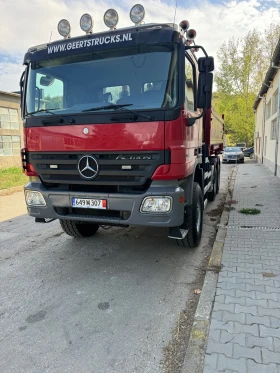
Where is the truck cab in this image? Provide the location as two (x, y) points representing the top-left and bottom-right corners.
(20, 5), (224, 248)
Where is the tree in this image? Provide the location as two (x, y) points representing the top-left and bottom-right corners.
(214, 23), (280, 146)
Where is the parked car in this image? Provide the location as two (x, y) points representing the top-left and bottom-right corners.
(243, 147), (254, 158)
(222, 147), (244, 163)
(235, 143), (246, 151)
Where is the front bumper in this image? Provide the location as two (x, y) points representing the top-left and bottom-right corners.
(24, 181), (185, 227)
(222, 157), (244, 163)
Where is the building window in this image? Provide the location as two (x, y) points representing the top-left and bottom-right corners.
(271, 118), (277, 140)
(272, 89), (278, 115)
(0, 135), (21, 156)
(0, 107), (20, 130)
(265, 100), (271, 120)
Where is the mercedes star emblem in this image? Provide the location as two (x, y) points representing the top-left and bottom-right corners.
(83, 128), (89, 134)
(78, 155), (99, 180)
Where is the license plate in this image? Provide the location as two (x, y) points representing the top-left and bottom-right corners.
(72, 198), (107, 209)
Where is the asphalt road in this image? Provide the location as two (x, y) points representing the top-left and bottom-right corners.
(0, 163), (233, 373)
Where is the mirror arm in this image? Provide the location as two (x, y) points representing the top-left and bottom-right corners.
(185, 45), (208, 58)
(188, 108), (205, 126)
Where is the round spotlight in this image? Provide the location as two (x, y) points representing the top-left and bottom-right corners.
(104, 9), (119, 29)
(130, 4), (145, 25)
(57, 19), (71, 38)
(80, 13), (93, 33)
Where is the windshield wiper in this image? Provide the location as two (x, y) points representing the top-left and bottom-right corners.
(82, 103), (153, 121)
(25, 108), (75, 126)
(26, 108), (60, 116)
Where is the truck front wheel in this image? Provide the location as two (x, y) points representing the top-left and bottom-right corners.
(59, 220), (99, 238)
(177, 182), (203, 248)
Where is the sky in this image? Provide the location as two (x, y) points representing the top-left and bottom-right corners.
(0, 0), (279, 92)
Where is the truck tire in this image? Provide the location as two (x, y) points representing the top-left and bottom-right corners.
(59, 220), (99, 238)
(177, 182), (203, 248)
(208, 167), (217, 202)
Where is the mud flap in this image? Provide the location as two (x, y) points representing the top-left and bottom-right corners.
(168, 227), (188, 240)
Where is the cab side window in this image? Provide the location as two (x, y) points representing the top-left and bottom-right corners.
(185, 57), (195, 111)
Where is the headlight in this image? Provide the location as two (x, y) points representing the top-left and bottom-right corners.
(25, 190), (46, 206)
(130, 4), (145, 24)
(57, 19), (71, 38)
(140, 196), (172, 213)
(104, 9), (119, 29)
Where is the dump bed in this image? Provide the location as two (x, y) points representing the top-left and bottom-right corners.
(204, 107), (224, 155)
(211, 108), (224, 146)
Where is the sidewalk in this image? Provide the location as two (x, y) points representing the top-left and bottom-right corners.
(203, 161), (280, 373)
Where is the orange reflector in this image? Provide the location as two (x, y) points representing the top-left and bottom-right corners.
(180, 196), (185, 203)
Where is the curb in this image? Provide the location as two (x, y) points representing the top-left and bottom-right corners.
(0, 185), (24, 197)
(181, 165), (237, 373)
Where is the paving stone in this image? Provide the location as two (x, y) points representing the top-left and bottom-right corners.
(220, 330), (246, 346)
(270, 317), (280, 328)
(246, 297), (268, 308)
(246, 314), (271, 327)
(207, 329), (221, 343)
(247, 335), (273, 350)
(211, 310), (223, 321)
(267, 299), (280, 308)
(247, 360), (278, 373)
(256, 291), (278, 301)
(213, 302), (235, 313)
(260, 325), (280, 339)
(203, 353), (218, 371)
(216, 288), (236, 297)
(234, 322), (259, 336)
(262, 348), (280, 364)
(233, 344), (262, 363)
(236, 290), (256, 299)
(217, 355), (246, 372)
(222, 311), (246, 324)
(206, 340), (233, 358)
(235, 304), (258, 316)
(258, 306), (280, 318)
(211, 320), (234, 333)
(273, 337), (280, 352)
(225, 296), (246, 306)
(246, 284), (266, 292)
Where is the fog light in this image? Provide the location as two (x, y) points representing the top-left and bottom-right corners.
(140, 196), (172, 213)
(25, 190), (46, 206)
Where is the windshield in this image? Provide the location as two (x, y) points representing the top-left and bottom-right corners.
(25, 44), (178, 117)
(225, 147), (242, 152)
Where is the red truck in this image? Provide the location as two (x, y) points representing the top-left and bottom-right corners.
(20, 6), (224, 248)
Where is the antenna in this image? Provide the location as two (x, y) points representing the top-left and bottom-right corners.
(49, 31), (52, 43)
(173, 0), (178, 26)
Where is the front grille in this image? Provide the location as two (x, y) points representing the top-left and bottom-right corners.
(54, 207), (131, 221)
(29, 151), (169, 192)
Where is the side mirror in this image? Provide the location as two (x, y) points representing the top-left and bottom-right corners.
(40, 75), (55, 87)
(198, 57), (214, 72)
(197, 72), (213, 109)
